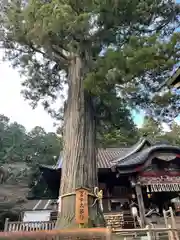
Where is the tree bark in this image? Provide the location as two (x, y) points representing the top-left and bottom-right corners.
(56, 55), (105, 229)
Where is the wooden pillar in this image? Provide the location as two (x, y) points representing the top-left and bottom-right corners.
(135, 183), (146, 228)
(107, 188), (111, 212)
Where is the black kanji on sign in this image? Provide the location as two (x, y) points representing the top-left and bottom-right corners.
(79, 203), (84, 208)
(80, 208), (84, 214)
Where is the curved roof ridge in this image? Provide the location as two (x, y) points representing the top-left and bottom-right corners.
(110, 137), (151, 165)
(113, 144), (180, 170)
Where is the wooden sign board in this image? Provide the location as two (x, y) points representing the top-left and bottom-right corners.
(75, 188), (89, 224)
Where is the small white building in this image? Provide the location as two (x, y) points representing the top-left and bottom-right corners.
(21, 199), (58, 222)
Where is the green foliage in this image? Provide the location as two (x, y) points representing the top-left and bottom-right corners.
(164, 123), (180, 145)
(1, 0), (179, 131)
(0, 114), (62, 198)
(139, 117), (162, 139)
(97, 102), (139, 147)
(98, 128), (139, 147)
(0, 114), (61, 166)
(139, 116), (180, 145)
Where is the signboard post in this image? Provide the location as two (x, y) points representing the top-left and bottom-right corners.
(75, 188), (89, 225)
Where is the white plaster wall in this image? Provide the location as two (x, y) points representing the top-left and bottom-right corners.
(23, 210), (51, 222)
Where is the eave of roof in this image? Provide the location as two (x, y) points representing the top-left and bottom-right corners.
(114, 145), (180, 173)
(110, 138), (151, 165)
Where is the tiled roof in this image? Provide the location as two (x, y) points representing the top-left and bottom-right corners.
(110, 138), (151, 166)
(22, 199), (56, 211)
(55, 148), (128, 169)
(54, 138), (151, 169)
(97, 148), (128, 168)
(116, 145), (180, 173)
(40, 139), (180, 172)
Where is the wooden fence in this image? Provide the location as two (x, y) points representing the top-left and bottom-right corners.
(4, 218), (56, 232)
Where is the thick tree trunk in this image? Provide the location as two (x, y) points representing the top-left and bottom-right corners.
(56, 56), (105, 229)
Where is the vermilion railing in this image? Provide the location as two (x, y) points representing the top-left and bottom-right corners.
(0, 228), (112, 240)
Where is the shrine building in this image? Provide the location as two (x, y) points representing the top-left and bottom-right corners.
(39, 138), (180, 228)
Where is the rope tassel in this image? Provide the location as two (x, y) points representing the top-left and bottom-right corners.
(90, 187), (103, 213)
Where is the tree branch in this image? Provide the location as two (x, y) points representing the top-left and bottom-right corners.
(51, 45), (69, 60)
(29, 44), (68, 66)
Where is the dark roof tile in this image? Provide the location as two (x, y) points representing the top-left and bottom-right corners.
(22, 199), (56, 211)
(55, 148), (128, 169)
(41, 138), (152, 170)
(115, 145), (180, 168)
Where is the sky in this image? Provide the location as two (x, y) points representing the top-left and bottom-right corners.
(0, 2), (179, 133)
(0, 58), (57, 132)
